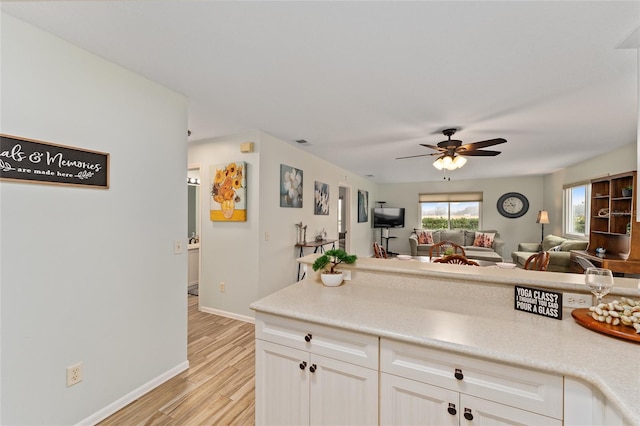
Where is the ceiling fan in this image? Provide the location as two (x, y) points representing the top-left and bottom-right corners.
(396, 128), (506, 170)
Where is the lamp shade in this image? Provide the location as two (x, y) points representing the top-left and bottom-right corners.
(433, 157), (444, 170)
(536, 210), (550, 224)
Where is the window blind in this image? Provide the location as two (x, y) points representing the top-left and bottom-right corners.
(419, 192), (483, 202)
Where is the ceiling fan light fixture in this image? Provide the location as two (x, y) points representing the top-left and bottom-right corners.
(433, 157), (445, 170)
(432, 154), (467, 171)
(442, 156), (454, 169)
(453, 155), (467, 168)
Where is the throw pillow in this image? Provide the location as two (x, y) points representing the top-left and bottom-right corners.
(542, 234), (567, 251)
(559, 240), (589, 251)
(473, 232), (495, 248)
(416, 230), (434, 244)
(548, 245), (562, 252)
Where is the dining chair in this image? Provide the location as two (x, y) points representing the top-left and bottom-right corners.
(373, 242), (388, 259)
(429, 240), (466, 260)
(524, 251), (551, 271)
(432, 254), (479, 266)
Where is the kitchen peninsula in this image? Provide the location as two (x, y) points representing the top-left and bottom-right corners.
(250, 255), (640, 425)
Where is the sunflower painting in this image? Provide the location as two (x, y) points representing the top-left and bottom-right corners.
(210, 161), (246, 221)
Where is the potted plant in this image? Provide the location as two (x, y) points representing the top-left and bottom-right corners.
(312, 249), (357, 287)
(622, 185), (633, 197)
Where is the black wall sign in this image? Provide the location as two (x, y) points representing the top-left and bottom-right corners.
(0, 134), (109, 189)
(514, 285), (563, 320)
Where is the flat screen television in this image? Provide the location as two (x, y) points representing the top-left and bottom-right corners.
(373, 207), (405, 228)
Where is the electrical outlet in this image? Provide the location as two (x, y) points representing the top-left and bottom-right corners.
(220, 282), (225, 292)
(265, 232), (270, 241)
(174, 240), (183, 254)
(564, 292), (592, 308)
(66, 362), (83, 387)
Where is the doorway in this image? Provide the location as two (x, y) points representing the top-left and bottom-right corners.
(187, 166), (201, 296)
(338, 184), (351, 251)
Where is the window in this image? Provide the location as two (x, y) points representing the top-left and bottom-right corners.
(419, 192), (482, 230)
(563, 182), (590, 238)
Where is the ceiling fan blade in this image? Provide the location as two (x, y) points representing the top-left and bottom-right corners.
(419, 143), (447, 152)
(458, 150), (502, 157)
(459, 138), (506, 151)
(396, 153), (439, 160)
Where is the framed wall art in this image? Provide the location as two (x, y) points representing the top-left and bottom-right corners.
(358, 189), (369, 223)
(280, 164), (303, 208)
(314, 181), (329, 215)
(0, 134), (110, 189)
(210, 161), (246, 221)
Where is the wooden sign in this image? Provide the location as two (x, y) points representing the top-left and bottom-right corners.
(0, 134), (109, 189)
(514, 285), (563, 320)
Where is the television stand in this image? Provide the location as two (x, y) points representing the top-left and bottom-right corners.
(379, 227), (397, 255)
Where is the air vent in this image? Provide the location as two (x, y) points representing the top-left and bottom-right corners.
(295, 139), (311, 145)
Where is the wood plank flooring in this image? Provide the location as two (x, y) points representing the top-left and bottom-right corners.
(98, 295), (255, 425)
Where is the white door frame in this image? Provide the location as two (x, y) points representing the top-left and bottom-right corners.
(338, 182), (351, 253)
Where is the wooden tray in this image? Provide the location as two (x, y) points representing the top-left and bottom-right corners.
(571, 308), (640, 344)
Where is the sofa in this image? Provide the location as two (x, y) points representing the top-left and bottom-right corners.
(409, 229), (505, 262)
(511, 234), (589, 272)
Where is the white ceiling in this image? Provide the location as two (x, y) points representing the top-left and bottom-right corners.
(3, 1), (639, 183)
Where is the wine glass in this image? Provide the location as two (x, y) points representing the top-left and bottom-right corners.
(584, 267), (614, 306)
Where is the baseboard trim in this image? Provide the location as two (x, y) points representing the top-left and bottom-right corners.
(75, 360), (189, 426)
(199, 306), (255, 324)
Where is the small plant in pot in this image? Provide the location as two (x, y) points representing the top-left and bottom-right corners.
(312, 249), (357, 287)
(622, 185), (633, 197)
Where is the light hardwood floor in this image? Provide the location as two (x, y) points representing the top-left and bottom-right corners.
(98, 295), (255, 425)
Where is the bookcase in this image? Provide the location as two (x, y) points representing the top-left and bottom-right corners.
(571, 171), (640, 274)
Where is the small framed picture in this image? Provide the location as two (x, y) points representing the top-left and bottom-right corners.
(314, 181), (329, 215)
(357, 189), (368, 223)
(280, 164), (303, 208)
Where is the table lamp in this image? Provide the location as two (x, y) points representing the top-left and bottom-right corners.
(536, 210), (549, 242)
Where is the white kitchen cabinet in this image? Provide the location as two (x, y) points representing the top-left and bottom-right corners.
(382, 372), (561, 425)
(564, 377), (627, 426)
(380, 338), (563, 425)
(381, 372), (458, 426)
(309, 353), (377, 426)
(255, 340), (309, 425)
(255, 313), (378, 426)
(187, 247), (199, 287)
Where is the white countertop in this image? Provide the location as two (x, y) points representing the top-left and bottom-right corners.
(251, 256), (640, 424)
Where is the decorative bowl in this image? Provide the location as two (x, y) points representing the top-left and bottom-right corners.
(396, 254), (412, 260)
(496, 262), (517, 269)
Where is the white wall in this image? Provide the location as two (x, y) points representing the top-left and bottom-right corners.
(377, 175), (545, 258)
(544, 143), (637, 236)
(1, 14), (188, 425)
(188, 131), (377, 317)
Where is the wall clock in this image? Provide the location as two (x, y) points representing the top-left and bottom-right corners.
(497, 192), (529, 218)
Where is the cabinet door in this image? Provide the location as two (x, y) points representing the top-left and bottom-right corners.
(255, 340), (309, 426)
(380, 373), (458, 426)
(310, 354), (378, 426)
(564, 377), (626, 426)
(188, 249), (199, 286)
(460, 394), (562, 426)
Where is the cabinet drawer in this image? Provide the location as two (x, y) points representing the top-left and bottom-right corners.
(380, 338), (563, 419)
(256, 312), (378, 369)
(461, 394), (562, 425)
